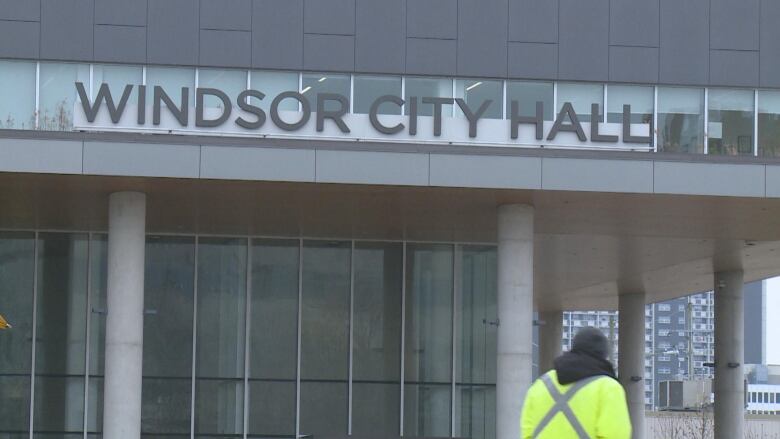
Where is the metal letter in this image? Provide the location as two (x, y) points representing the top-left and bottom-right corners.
(369, 95), (405, 134)
(622, 105), (653, 145)
(137, 85), (146, 125)
(316, 93), (350, 133)
(235, 90), (266, 129)
(196, 88), (232, 127)
(77, 82), (133, 123)
(408, 96), (418, 136)
(510, 100), (544, 140)
(153, 86), (189, 126)
(422, 97), (454, 136)
(547, 102), (587, 141)
(456, 98), (491, 138)
(590, 103), (617, 142)
(270, 91), (311, 131)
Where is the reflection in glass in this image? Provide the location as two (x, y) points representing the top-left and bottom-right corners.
(657, 87), (704, 154)
(143, 236), (194, 435)
(354, 75), (402, 115)
(145, 67), (196, 110)
(92, 64), (143, 104)
(607, 85), (653, 124)
(404, 244), (453, 436)
(455, 385), (496, 439)
(404, 77), (454, 117)
(39, 63), (90, 131)
(0, 61), (36, 129)
(759, 91), (780, 157)
(194, 238), (246, 436)
(198, 68), (246, 110)
(557, 83), (603, 122)
(34, 233), (89, 435)
(458, 246), (497, 385)
(506, 81), (554, 121)
(708, 89), (754, 156)
(248, 239), (298, 437)
(300, 241), (350, 435)
(352, 242), (402, 434)
(0, 233), (35, 432)
(455, 79), (502, 119)
(250, 71), (299, 112)
(302, 73), (350, 112)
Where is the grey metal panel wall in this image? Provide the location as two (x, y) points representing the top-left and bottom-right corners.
(1, 0), (780, 87)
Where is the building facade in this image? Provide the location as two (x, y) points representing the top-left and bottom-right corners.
(2, 1), (780, 439)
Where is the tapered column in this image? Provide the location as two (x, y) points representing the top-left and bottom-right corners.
(496, 204), (534, 439)
(714, 270), (744, 439)
(103, 192), (146, 439)
(618, 292), (646, 439)
(538, 310), (563, 374)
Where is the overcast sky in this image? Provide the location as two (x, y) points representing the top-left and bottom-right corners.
(765, 278), (780, 365)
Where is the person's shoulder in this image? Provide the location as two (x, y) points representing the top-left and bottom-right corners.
(595, 375), (626, 395)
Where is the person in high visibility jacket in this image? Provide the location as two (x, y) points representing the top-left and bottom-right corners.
(0, 313), (10, 330)
(521, 327), (631, 439)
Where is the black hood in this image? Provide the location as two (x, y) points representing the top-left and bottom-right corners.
(553, 350), (617, 385)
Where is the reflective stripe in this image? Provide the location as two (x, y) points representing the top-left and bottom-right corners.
(532, 373), (603, 439)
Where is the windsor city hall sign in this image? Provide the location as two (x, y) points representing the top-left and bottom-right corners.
(73, 82), (653, 150)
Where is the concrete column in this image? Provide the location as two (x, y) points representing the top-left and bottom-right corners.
(103, 192), (146, 439)
(714, 270), (744, 439)
(537, 310), (563, 374)
(618, 292), (646, 439)
(496, 204), (534, 439)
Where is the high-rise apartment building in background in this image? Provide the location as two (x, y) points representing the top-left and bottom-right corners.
(559, 281), (765, 410)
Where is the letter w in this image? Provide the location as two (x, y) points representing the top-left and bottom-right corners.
(76, 82), (133, 123)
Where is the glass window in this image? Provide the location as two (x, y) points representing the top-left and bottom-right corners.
(0, 232), (35, 432)
(708, 89), (754, 156)
(506, 81), (554, 121)
(250, 71), (299, 112)
(143, 236), (195, 436)
(0, 60), (36, 129)
(301, 73), (350, 113)
(352, 242), (403, 435)
(405, 77), (454, 117)
(194, 238), (247, 437)
(34, 233), (89, 435)
(39, 62), (90, 131)
(607, 85), (653, 124)
(354, 75), (402, 115)
(404, 244), (453, 437)
(87, 235), (107, 436)
(197, 68), (246, 111)
(300, 240), (351, 436)
(657, 87), (704, 154)
(757, 91), (780, 157)
(248, 239), (299, 437)
(145, 66), (196, 111)
(455, 386), (496, 439)
(557, 83), (603, 122)
(92, 64), (143, 104)
(455, 79), (503, 119)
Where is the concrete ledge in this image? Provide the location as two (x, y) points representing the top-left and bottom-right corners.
(430, 154), (542, 189)
(542, 158), (653, 193)
(654, 161), (765, 197)
(316, 150), (429, 186)
(201, 145), (315, 182)
(0, 138), (82, 174)
(83, 142), (200, 178)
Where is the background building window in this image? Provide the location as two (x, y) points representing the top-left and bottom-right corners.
(0, 61), (36, 129)
(557, 83), (603, 123)
(657, 87), (704, 154)
(354, 75), (402, 115)
(506, 81), (554, 121)
(455, 79), (503, 119)
(707, 89), (754, 156)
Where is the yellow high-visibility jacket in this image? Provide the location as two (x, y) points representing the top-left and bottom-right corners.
(521, 370), (632, 439)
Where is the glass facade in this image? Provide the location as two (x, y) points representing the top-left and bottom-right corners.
(0, 232), (497, 439)
(6, 59), (780, 157)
